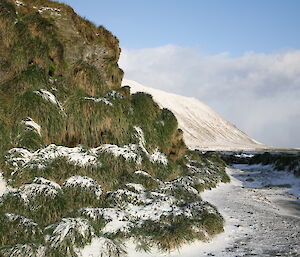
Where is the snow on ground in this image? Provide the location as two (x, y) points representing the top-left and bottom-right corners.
(0, 171), (9, 196)
(125, 166), (300, 257)
(78, 237), (124, 257)
(122, 79), (271, 151)
(231, 164), (300, 220)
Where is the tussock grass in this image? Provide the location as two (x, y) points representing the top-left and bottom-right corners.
(132, 216), (209, 252)
(0, 0), (229, 255)
(0, 212), (43, 246)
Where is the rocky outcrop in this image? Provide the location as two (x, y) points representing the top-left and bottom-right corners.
(0, 0), (122, 89)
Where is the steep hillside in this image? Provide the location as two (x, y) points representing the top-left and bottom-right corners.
(122, 79), (270, 151)
(0, 1), (229, 256)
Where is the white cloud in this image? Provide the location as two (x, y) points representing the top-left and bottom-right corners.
(119, 45), (300, 148)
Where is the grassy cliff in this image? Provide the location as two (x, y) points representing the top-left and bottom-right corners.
(0, 0), (229, 256)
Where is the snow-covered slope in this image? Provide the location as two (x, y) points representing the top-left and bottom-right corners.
(122, 79), (269, 151)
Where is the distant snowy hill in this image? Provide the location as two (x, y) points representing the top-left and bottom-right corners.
(122, 79), (269, 151)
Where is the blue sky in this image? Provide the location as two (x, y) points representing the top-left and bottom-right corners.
(59, 0), (300, 148)
(60, 0), (300, 56)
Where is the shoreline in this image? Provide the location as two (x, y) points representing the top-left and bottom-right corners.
(126, 166), (300, 256)
(125, 170), (239, 257)
(2, 165), (298, 256)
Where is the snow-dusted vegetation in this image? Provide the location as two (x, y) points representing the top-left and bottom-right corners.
(0, 0), (230, 256)
(0, 144), (228, 256)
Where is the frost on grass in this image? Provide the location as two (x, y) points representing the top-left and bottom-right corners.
(63, 176), (102, 199)
(6, 144), (100, 170)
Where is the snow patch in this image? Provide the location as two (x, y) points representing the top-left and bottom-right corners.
(46, 218), (94, 247)
(19, 183), (61, 204)
(134, 170), (151, 177)
(21, 117), (41, 135)
(80, 207), (132, 234)
(38, 7), (61, 16)
(96, 144), (139, 162)
(126, 183), (145, 192)
(134, 170), (164, 185)
(84, 97), (113, 106)
(33, 177), (61, 190)
(0, 172), (9, 196)
(34, 89), (65, 113)
(15, 1), (25, 7)
(78, 237), (124, 257)
(134, 126), (168, 165)
(64, 176), (102, 199)
(94, 127), (167, 165)
(6, 144), (100, 170)
(5, 213), (39, 228)
(149, 148), (168, 165)
(105, 90), (124, 99)
(34, 89), (57, 104)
